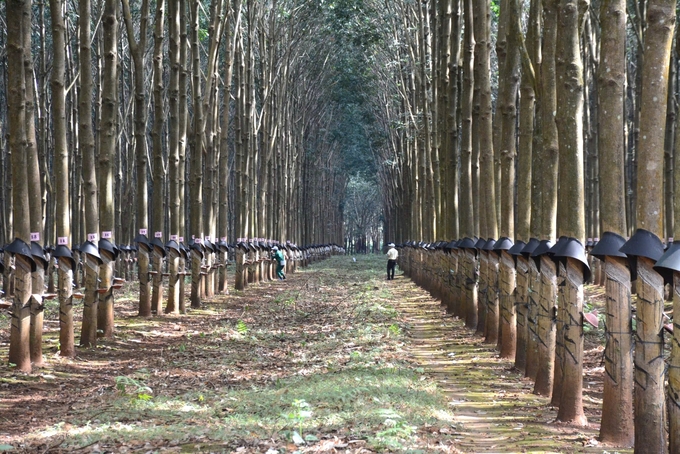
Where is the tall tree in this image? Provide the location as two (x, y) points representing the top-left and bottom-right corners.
(533, 0), (559, 398)
(50, 0), (75, 358)
(122, 0), (151, 316)
(151, 0), (166, 314)
(7, 0), (33, 373)
(25, 0), (46, 368)
(497, 0), (521, 359)
(514, 0), (539, 374)
(554, 0), (587, 425)
(167, 0), (182, 314)
(97, 0), (120, 338)
(631, 0), (676, 450)
(596, 0), (633, 443)
(78, 0), (100, 348)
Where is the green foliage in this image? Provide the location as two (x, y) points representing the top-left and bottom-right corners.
(236, 320), (249, 335)
(491, 0), (501, 17)
(372, 409), (418, 450)
(280, 399), (314, 442)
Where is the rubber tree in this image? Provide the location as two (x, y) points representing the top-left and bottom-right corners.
(513, 0), (538, 373)
(50, 0), (76, 358)
(121, 0), (151, 316)
(627, 0), (676, 450)
(533, 0), (559, 398)
(150, 0), (166, 314)
(7, 0), (33, 373)
(459, 0), (477, 328)
(97, 0), (120, 339)
(496, 0), (521, 360)
(595, 0), (634, 443)
(78, 0), (100, 348)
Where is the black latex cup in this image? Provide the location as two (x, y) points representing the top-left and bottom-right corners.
(590, 231), (627, 261)
(508, 240), (526, 265)
(508, 240), (526, 256)
(530, 239), (554, 271)
(548, 236), (569, 258)
(99, 238), (120, 260)
(493, 237), (513, 255)
(482, 238), (497, 252)
(80, 240), (103, 265)
(52, 244), (76, 272)
(521, 238), (540, 258)
(620, 228), (665, 282)
(165, 239), (180, 255)
(150, 237), (167, 258)
(5, 238), (37, 272)
(135, 234), (152, 253)
(190, 240), (205, 259)
(204, 239), (215, 253)
(458, 237), (477, 249)
(552, 237), (592, 282)
(654, 242), (680, 285)
(31, 241), (48, 270)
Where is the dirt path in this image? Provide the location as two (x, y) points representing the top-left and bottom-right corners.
(388, 273), (630, 454)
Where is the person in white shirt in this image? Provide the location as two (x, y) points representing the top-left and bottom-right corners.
(386, 242), (398, 280)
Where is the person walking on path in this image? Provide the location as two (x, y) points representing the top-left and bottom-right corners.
(386, 242), (398, 280)
(272, 246), (286, 280)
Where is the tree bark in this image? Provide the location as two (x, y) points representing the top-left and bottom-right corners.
(597, 0), (633, 441)
(97, 0), (119, 339)
(633, 0), (675, 450)
(7, 0), (33, 373)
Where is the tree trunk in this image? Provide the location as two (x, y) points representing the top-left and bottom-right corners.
(553, 0), (587, 424)
(600, 256), (634, 445)
(596, 0), (633, 441)
(670, 272), (680, 453)
(484, 252), (499, 344)
(121, 0), (150, 316)
(474, 0), (496, 242)
(189, 0), (205, 307)
(151, 0), (166, 313)
(634, 258), (667, 452)
(168, 0), (182, 310)
(633, 0), (675, 449)
(499, 250), (517, 359)
(525, 257), (541, 380)
(514, 255), (530, 372)
(7, 0), (33, 373)
(534, 256), (556, 396)
(97, 0), (119, 339)
(459, 0), (474, 240)
(49, 0), (73, 358)
(138, 247), (151, 316)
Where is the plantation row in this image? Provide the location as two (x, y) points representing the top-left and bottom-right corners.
(2, 236), (344, 374)
(396, 231), (678, 451)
